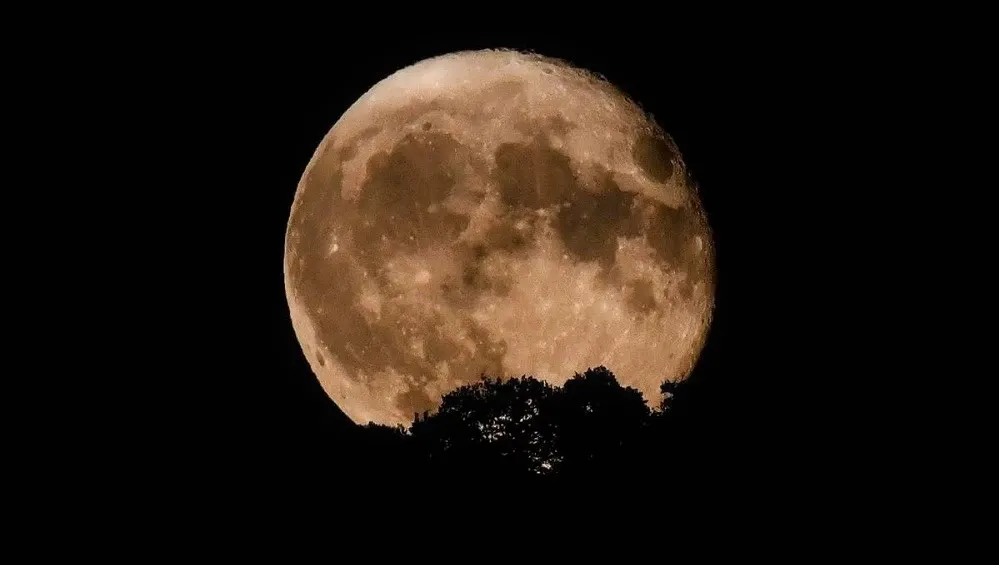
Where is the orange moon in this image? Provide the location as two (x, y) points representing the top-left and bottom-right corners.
(284, 49), (715, 426)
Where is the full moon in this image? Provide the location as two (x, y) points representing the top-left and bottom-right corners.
(284, 49), (715, 426)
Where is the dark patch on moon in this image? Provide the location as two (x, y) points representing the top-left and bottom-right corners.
(625, 279), (659, 313)
(494, 137), (576, 210)
(554, 170), (641, 272)
(446, 242), (516, 300)
(479, 213), (534, 254)
(470, 266), (514, 297)
(632, 133), (676, 183)
(439, 244), (493, 309)
(286, 144), (349, 285)
(295, 252), (388, 385)
(289, 122), (516, 419)
(510, 113), (575, 140)
(439, 277), (467, 307)
(302, 279), (509, 416)
(547, 115), (574, 136)
(354, 131), (473, 260)
(641, 202), (711, 299)
(461, 261), (490, 291)
(486, 79), (527, 101)
(487, 136), (700, 293)
(393, 319), (508, 419)
(397, 387), (436, 418)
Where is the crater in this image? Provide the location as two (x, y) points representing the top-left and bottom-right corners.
(632, 133), (676, 183)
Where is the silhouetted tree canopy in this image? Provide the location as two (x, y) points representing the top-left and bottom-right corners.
(355, 365), (696, 483)
(553, 366), (650, 478)
(410, 375), (558, 477)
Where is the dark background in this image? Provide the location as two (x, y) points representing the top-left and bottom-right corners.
(8, 8), (976, 544)
(12, 9), (984, 547)
(158, 25), (882, 501)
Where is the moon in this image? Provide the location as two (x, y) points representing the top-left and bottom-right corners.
(284, 49), (715, 426)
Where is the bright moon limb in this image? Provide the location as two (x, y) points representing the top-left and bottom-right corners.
(284, 49), (715, 426)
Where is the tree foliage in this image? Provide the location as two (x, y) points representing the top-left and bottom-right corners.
(553, 366), (650, 477)
(358, 366), (694, 482)
(410, 375), (559, 477)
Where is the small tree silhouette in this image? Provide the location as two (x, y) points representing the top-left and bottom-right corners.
(405, 366), (662, 481)
(409, 375), (559, 478)
(335, 365), (708, 490)
(658, 379), (695, 413)
(348, 422), (419, 480)
(552, 366), (651, 478)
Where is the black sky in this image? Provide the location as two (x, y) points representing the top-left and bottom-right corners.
(3, 2), (977, 542)
(157, 25), (883, 498)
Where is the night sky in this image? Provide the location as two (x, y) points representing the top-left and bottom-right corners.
(169, 27), (871, 500)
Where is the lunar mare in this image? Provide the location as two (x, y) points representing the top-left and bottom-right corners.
(285, 49), (715, 426)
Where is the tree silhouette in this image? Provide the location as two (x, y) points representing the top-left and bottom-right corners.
(550, 366), (650, 479)
(347, 422), (420, 481)
(348, 365), (702, 490)
(409, 375), (559, 479)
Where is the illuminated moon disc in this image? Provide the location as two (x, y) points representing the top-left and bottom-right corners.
(284, 49), (715, 426)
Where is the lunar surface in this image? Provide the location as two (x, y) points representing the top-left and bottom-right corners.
(284, 49), (715, 426)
